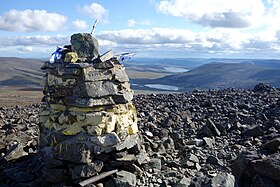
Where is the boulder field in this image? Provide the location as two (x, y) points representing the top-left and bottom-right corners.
(0, 83), (279, 187)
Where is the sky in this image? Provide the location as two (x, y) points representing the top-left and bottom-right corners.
(1, 0), (280, 59)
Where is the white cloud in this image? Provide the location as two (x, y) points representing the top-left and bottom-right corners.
(19, 46), (33, 53)
(1, 26), (280, 58)
(97, 27), (280, 57)
(157, 0), (266, 28)
(127, 19), (137, 27)
(72, 19), (88, 30)
(98, 28), (198, 44)
(0, 9), (67, 32)
(0, 35), (70, 47)
(127, 19), (151, 27)
(0, 34), (118, 57)
(80, 2), (108, 21)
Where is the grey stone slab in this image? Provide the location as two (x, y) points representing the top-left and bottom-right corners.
(47, 74), (77, 88)
(65, 63), (93, 69)
(93, 60), (114, 69)
(65, 96), (115, 107)
(112, 67), (129, 82)
(82, 67), (112, 81)
(209, 172), (236, 187)
(113, 170), (137, 187)
(70, 161), (103, 179)
(41, 167), (69, 183)
(90, 132), (121, 147)
(74, 81), (118, 98)
(54, 88), (73, 97)
(116, 134), (139, 151)
(112, 92), (134, 104)
(53, 141), (93, 163)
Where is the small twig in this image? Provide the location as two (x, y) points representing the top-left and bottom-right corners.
(79, 169), (118, 187)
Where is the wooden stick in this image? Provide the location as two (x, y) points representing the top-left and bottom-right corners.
(79, 169), (118, 187)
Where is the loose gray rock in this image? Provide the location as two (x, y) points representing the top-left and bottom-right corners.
(242, 126), (264, 137)
(41, 167), (69, 183)
(53, 141), (93, 163)
(206, 172), (237, 187)
(113, 170), (137, 187)
(69, 161), (103, 179)
(176, 177), (191, 187)
(264, 138), (280, 152)
(145, 158), (162, 171)
(252, 153), (280, 181)
(206, 155), (221, 166)
(198, 119), (221, 137)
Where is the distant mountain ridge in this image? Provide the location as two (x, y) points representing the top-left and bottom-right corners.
(0, 57), (44, 89)
(154, 62), (280, 91)
(1, 57), (280, 92)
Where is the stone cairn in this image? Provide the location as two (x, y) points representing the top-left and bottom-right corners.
(39, 33), (146, 186)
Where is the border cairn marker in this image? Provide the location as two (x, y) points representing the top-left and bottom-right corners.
(39, 32), (146, 186)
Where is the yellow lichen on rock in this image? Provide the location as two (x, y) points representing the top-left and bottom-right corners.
(128, 122), (139, 135)
(50, 104), (66, 111)
(64, 52), (78, 63)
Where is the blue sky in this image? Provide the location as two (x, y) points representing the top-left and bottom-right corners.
(0, 0), (280, 59)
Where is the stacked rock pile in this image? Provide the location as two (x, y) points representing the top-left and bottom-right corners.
(38, 33), (145, 186)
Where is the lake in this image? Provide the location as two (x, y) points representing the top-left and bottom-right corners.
(163, 67), (188, 73)
(145, 84), (179, 91)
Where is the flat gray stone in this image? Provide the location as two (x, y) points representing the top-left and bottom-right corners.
(203, 137), (215, 148)
(90, 132), (121, 147)
(242, 126), (264, 137)
(114, 170), (137, 187)
(116, 134), (139, 151)
(264, 138), (280, 152)
(93, 60), (114, 69)
(145, 158), (162, 171)
(47, 66), (81, 76)
(82, 67), (112, 81)
(65, 63), (92, 69)
(53, 141), (93, 163)
(198, 119), (221, 137)
(4, 142), (28, 161)
(41, 167), (69, 183)
(69, 161), (103, 179)
(65, 96), (115, 107)
(75, 81), (117, 98)
(112, 67), (129, 82)
(112, 92), (134, 104)
(252, 153), (280, 181)
(208, 172), (236, 187)
(177, 177), (191, 187)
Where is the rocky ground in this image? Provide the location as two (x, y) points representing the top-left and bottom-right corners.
(0, 83), (279, 187)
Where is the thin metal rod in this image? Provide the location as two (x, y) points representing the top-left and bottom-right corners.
(90, 19), (99, 35)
